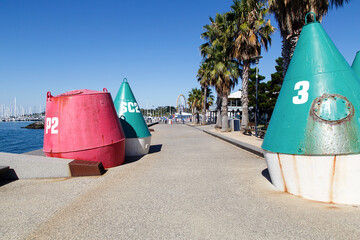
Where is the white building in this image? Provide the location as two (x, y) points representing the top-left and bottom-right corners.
(208, 90), (242, 121)
(227, 90), (242, 116)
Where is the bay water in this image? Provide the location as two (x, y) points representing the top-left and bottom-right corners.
(0, 122), (44, 154)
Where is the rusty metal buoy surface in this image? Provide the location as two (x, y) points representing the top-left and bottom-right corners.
(262, 13), (360, 204)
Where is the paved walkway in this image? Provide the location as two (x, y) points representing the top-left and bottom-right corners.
(200, 124), (263, 147)
(1, 124), (360, 239)
(190, 124), (263, 157)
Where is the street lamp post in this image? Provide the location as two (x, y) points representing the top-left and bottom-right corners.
(253, 56), (262, 137)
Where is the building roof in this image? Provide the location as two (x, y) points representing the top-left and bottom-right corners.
(228, 90), (242, 99)
(208, 90), (242, 112)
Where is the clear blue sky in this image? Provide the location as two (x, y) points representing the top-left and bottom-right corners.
(1, 0), (359, 113)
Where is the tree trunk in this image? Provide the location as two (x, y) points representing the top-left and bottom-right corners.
(202, 87), (207, 125)
(241, 60), (250, 129)
(192, 108), (195, 123)
(215, 96), (222, 128)
(282, 30), (301, 77)
(221, 95), (229, 132)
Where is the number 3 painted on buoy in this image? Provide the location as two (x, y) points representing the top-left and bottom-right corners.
(293, 81), (309, 104)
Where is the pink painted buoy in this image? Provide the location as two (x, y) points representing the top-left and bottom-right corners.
(43, 89), (125, 168)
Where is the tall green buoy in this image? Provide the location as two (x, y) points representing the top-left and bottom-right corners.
(262, 13), (360, 204)
(114, 78), (151, 156)
(352, 51), (360, 78)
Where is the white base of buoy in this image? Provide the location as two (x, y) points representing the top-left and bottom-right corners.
(264, 151), (360, 204)
(125, 136), (151, 157)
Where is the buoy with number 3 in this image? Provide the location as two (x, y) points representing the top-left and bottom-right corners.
(43, 89), (126, 168)
(351, 51), (360, 78)
(113, 78), (151, 156)
(262, 13), (360, 204)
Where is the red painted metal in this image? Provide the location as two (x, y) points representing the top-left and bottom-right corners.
(43, 89), (125, 168)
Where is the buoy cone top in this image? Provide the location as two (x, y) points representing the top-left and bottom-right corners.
(352, 51), (360, 78)
(114, 78), (151, 139)
(285, 13), (352, 79)
(262, 13), (360, 155)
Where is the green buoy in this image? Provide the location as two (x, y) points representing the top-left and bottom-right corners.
(262, 13), (360, 204)
(351, 51), (360, 78)
(113, 78), (151, 156)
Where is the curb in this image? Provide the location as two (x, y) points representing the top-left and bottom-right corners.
(188, 124), (264, 158)
(0, 152), (105, 180)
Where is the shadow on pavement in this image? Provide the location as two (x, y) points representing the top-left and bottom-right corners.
(0, 179), (18, 187)
(123, 144), (163, 165)
(262, 168), (272, 184)
(124, 155), (144, 165)
(0, 169), (19, 187)
(149, 144), (162, 154)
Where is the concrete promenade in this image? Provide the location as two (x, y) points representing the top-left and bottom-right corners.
(190, 124), (263, 157)
(1, 124), (360, 239)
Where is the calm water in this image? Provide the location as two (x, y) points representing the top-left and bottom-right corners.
(0, 122), (44, 154)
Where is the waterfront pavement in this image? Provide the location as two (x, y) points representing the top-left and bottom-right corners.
(189, 124), (263, 157)
(1, 124), (360, 239)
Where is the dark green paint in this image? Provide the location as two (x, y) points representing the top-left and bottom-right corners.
(114, 79), (151, 139)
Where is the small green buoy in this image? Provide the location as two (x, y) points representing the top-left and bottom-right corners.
(113, 78), (151, 156)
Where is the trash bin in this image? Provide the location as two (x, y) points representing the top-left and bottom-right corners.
(233, 119), (240, 131)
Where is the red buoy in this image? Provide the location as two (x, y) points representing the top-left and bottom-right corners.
(43, 89), (125, 168)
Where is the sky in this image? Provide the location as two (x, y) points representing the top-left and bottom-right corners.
(1, 0), (360, 114)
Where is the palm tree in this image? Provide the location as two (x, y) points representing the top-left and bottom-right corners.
(197, 62), (212, 125)
(268, 0), (352, 75)
(205, 87), (215, 107)
(188, 88), (203, 124)
(230, 0), (274, 128)
(201, 13), (228, 129)
(201, 13), (241, 131)
(200, 86), (215, 124)
(213, 58), (241, 131)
